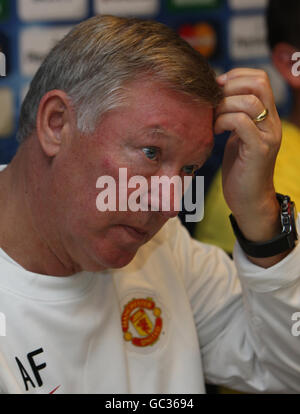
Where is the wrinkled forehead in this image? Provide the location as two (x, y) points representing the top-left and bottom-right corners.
(89, 78), (215, 167)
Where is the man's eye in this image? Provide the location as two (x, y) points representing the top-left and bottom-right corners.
(182, 165), (197, 175)
(142, 147), (159, 161)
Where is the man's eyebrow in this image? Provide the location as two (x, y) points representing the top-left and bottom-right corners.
(145, 126), (172, 139)
(143, 126), (215, 164)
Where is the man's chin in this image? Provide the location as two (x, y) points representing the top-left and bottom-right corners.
(85, 227), (152, 272)
(87, 248), (138, 272)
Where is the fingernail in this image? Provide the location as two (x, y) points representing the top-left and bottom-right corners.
(217, 73), (227, 84)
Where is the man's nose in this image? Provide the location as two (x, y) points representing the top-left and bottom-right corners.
(147, 175), (183, 218)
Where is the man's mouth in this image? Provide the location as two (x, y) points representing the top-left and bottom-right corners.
(120, 225), (149, 241)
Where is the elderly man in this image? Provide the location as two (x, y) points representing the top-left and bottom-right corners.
(0, 15), (299, 394)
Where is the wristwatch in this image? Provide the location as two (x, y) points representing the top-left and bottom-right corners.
(229, 193), (298, 258)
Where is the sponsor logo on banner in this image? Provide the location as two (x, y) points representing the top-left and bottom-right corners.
(0, 88), (13, 138)
(229, 0), (267, 10)
(94, 0), (159, 16)
(20, 27), (72, 77)
(18, 0), (88, 22)
(178, 22), (217, 58)
(229, 15), (269, 60)
(168, 0), (220, 11)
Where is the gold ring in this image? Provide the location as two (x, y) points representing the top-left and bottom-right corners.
(253, 108), (269, 123)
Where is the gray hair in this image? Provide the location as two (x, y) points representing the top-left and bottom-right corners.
(17, 15), (223, 143)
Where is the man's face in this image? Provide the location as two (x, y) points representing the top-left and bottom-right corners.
(49, 79), (214, 272)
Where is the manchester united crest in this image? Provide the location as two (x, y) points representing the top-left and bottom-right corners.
(121, 297), (163, 347)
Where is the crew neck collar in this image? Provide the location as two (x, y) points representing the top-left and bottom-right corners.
(0, 248), (100, 302)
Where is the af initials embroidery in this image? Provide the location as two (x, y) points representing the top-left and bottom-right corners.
(15, 348), (47, 391)
(121, 297), (163, 347)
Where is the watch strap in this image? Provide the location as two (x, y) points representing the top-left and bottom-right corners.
(230, 213), (295, 258)
(229, 193), (297, 258)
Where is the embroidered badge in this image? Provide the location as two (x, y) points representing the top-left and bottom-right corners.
(121, 297), (163, 347)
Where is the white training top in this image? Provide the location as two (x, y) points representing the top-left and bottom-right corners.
(0, 216), (300, 394)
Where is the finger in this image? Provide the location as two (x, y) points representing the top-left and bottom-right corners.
(222, 77), (275, 112)
(218, 71), (276, 115)
(215, 94), (266, 121)
(214, 111), (266, 150)
(217, 68), (269, 84)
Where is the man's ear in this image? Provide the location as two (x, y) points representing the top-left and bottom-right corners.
(272, 42), (300, 89)
(36, 90), (76, 157)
